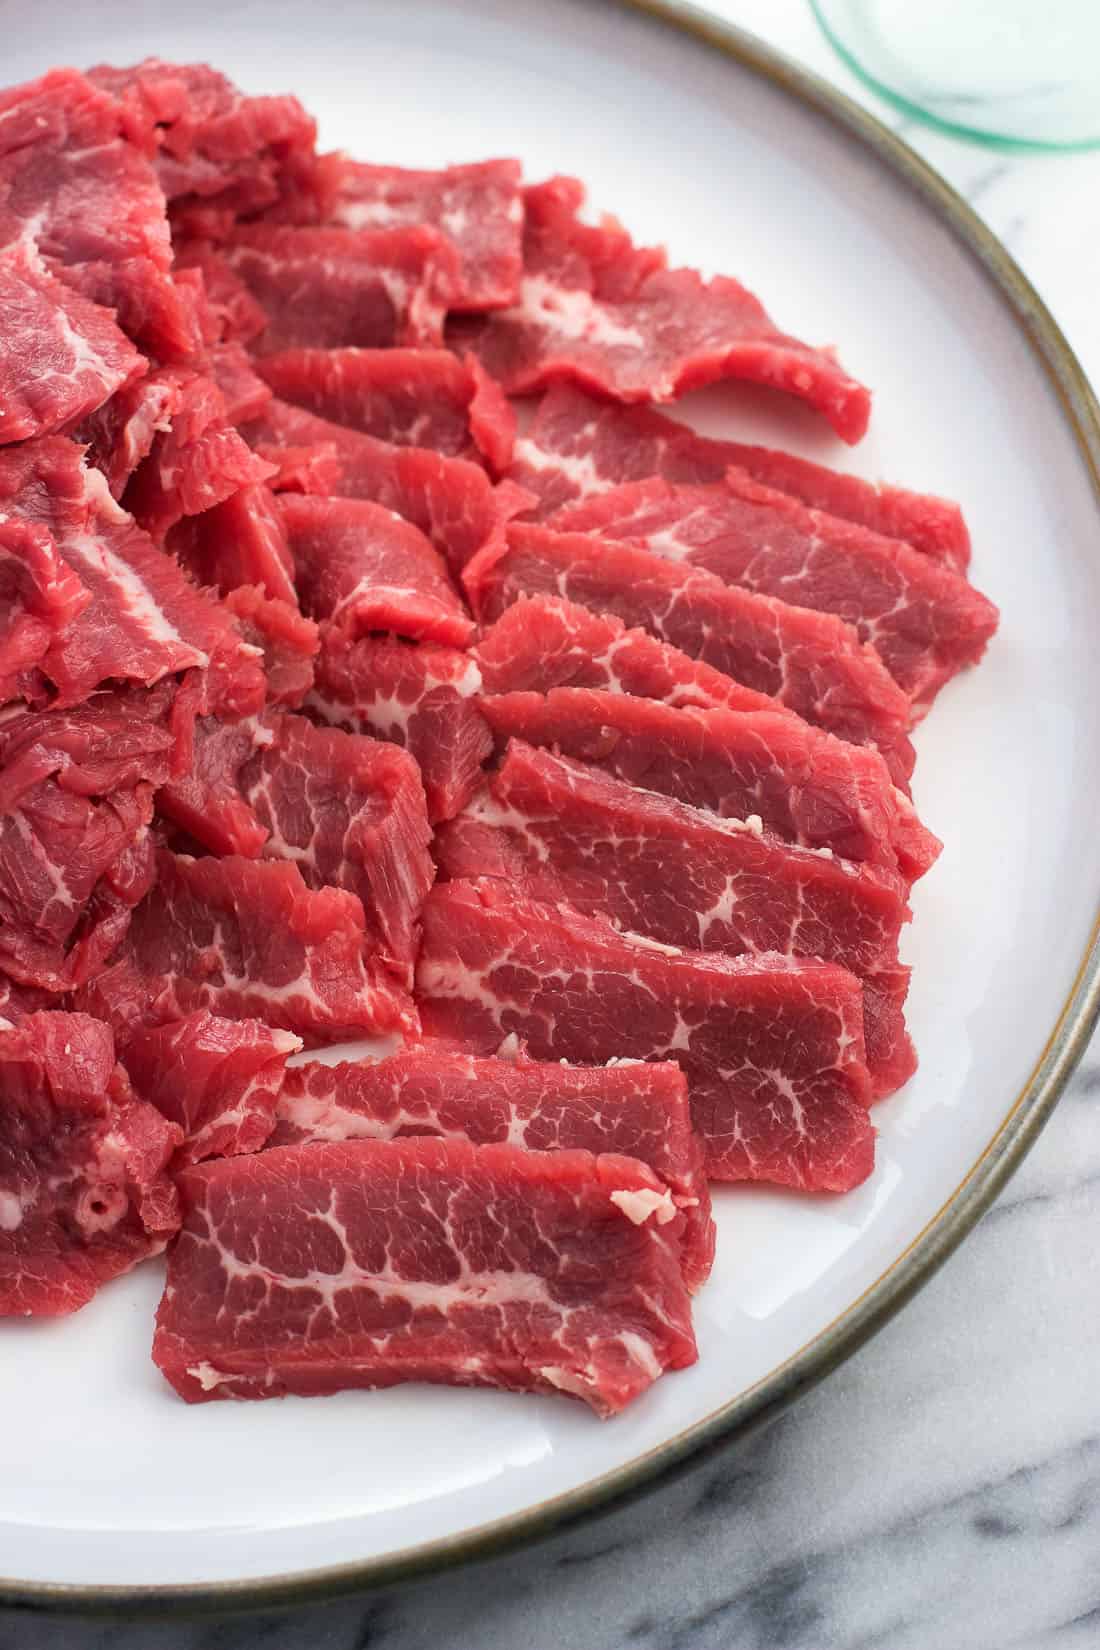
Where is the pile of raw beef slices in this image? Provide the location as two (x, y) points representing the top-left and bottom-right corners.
(0, 60), (998, 1416)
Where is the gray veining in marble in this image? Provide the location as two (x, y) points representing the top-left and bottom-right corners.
(4, 5), (1100, 1646)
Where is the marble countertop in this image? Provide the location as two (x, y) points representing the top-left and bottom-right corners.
(8, 6), (1100, 1648)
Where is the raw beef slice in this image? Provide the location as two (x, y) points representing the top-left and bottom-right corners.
(222, 224), (462, 353)
(556, 475), (998, 714)
(256, 348), (516, 472)
(238, 713), (435, 985)
(124, 1011), (301, 1166)
(277, 493), (474, 646)
(0, 1012), (180, 1317)
(453, 176), (871, 441)
(273, 1046), (714, 1290)
(243, 398), (525, 574)
(169, 483), (298, 607)
(436, 742), (914, 1097)
(417, 881), (875, 1188)
(222, 586), (318, 707)
(464, 523), (915, 783)
(307, 632), (491, 823)
(0, 241), (144, 444)
(317, 156), (524, 310)
(478, 689), (938, 882)
(0, 518), (89, 703)
(152, 1135), (696, 1413)
(511, 384), (970, 569)
(77, 850), (418, 1046)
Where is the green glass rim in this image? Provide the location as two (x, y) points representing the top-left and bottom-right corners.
(810, 0), (1100, 153)
(5, 0), (1100, 1619)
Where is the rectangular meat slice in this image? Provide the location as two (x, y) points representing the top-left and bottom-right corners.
(76, 850), (418, 1047)
(89, 59), (316, 217)
(465, 524), (915, 786)
(473, 592), (801, 717)
(256, 348), (516, 472)
(307, 632), (491, 823)
(222, 586), (318, 707)
(313, 156), (524, 310)
(0, 519), (89, 703)
(274, 1047), (714, 1290)
(276, 493), (474, 646)
(478, 688), (938, 882)
(152, 1135), (696, 1414)
(0, 1012), (180, 1317)
(238, 712), (435, 986)
(0, 241), (144, 443)
(0, 68), (199, 361)
(221, 224), (462, 353)
(123, 1011), (301, 1167)
(435, 742), (914, 1097)
(0, 438), (266, 714)
(556, 476), (998, 716)
(242, 397), (526, 574)
(510, 384), (970, 570)
(168, 483), (298, 608)
(451, 177), (870, 442)
(417, 880), (875, 1189)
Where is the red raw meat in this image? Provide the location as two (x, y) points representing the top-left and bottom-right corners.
(454, 177), (870, 442)
(238, 712), (434, 985)
(277, 493), (474, 646)
(89, 59), (316, 217)
(436, 742), (914, 1097)
(203, 342), (273, 425)
(124, 1011), (301, 1166)
(0, 242), (144, 444)
(222, 224), (462, 353)
(479, 688), (938, 882)
(273, 1046), (714, 1290)
(418, 880), (874, 1188)
(307, 632), (491, 823)
(465, 523), (915, 784)
(172, 242), (268, 343)
(157, 713), (271, 858)
(152, 1135), (696, 1413)
(0, 1012), (180, 1317)
(511, 384), (970, 569)
(123, 369), (275, 542)
(77, 850), (418, 1047)
(253, 441), (344, 496)
(242, 398), (524, 573)
(0, 975), (54, 1026)
(0, 519), (89, 703)
(256, 347), (516, 471)
(0, 686), (183, 810)
(316, 156), (523, 310)
(168, 483), (298, 607)
(474, 593), (785, 716)
(223, 586), (318, 706)
(0, 69), (198, 361)
(75, 369), (183, 499)
(557, 476), (998, 716)
(0, 438), (265, 713)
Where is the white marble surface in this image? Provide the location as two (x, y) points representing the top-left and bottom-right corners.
(6, 5), (1100, 1645)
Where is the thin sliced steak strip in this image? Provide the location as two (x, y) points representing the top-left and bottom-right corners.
(435, 741), (914, 1098)
(152, 1135), (696, 1415)
(477, 688), (937, 883)
(306, 631), (491, 824)
(510, 383), (970, 570)
(273, 1046), (714, 1290)
(555, 476), (998, 716)
(452, 176), (870, 442)
(464, 523), (915, 785)
(417, 879), (875, 1188)
(74, 850), (418, 1047)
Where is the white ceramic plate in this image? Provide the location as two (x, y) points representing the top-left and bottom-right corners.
(3, 0), (1100, 1610)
